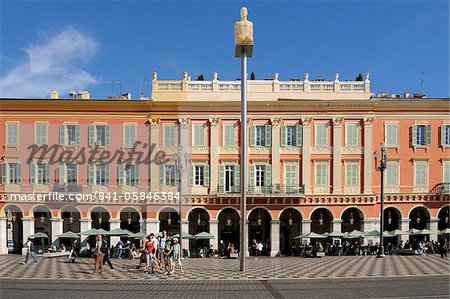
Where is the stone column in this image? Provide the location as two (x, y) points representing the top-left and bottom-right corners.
(22, 216), (35, 246)
(79, 218), (91, 245)
(0, 217), (8, 254)
(363, 117), (374, 194)
(145, 219), (160, 235)
(270, 220), (280, 257)
(429, 217), (439, 241)
(271, 117), (282, 186)
(109, 218), (121, 246)
(400, 219), (410, 243)
(209, 220), (219, 250)
(301, 118), (312, 194)
(300, 219), (312, 245)
(50, 218), (63, 245)
(332, 117), (343, 194)
(209, 117), (220, 193)
(139, 219), (145, 233)
(362, 218), (378, 245)
(181, 220), (190, 256)
(149, 118), (161, 190)
(332, 219), (343, 232)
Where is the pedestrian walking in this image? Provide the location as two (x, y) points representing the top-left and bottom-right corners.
(92, 235), (104, 275)
(102, 237), (114, 271)
(22, 238), (37, 265)
(438, 237), (448, 259)
(116, 239), (124, 258)
(172, 238), (184, 273)
(145, 233), (156, 274)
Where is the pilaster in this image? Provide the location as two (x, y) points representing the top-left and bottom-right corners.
(270, 220), (281, 256)
(22, 216), (35, 246)
(400, 219), (410, 243)
(50, 218), (63, 244)
(301, 117), (312, 194)
(430, 217), (439, 241)
(149, 118), (161, 190)
(145, 219), (160, 235)
(209, 220), (219, 250)
(271, 117), (281, 186)
(209, 117), (220, 193)
(332, 117), (343, 194)
(0, 217), (8, 254)
(109, 218), (121, 246)
(363, 117), (374, 194)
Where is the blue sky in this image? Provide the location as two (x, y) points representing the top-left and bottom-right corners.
(1, 0), (448, 98)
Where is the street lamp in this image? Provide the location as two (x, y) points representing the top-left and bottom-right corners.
(374, 142), (388, 258)
(235, 6), (253, 272)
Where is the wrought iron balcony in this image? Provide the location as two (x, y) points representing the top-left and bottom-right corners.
(217, 184), (304, 195)
(52, 183), (83, 193)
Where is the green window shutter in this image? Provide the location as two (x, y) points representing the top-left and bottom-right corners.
(105, 125), (110, 146)
(105, 164), (110, 186)
(204, 165), (210, 187)
(412, 125), (418, 146)
(234, 165), (240, 191)
(441, 125), (446, 146)
(17, 163), (22, 184)
(159, 165), (165, 186)
(219, 165), (225, 190)
(426, 124), (432, 146)
(1, 163), (8, 184)
(88, 164), (94, 186)
(174, 165), (179, 186)
(135, 164), (140, 186)
(30, 163), (36, 185)
(250, 125), (256, 146)
(45, 164), (50, 185)
(75, 125), (81, 145)
(118, 164), (124, 186)
(188, 164), (194, 187)
(265, 165), (272, 188)
(59, 125), (66, 146)
(281, 126), (287, 147)
(250, 165), (255, 187)
(59, 163), (66, 185)
(296, 125), (303, 147)
(265, 124), (271, 146)
(43, 125), (47, 145)
(89, 125), (95, 146)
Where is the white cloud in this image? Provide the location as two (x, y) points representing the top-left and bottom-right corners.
(0, 27), (99, 98)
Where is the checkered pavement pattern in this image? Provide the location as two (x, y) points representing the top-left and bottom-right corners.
(0, 254), (448, 281)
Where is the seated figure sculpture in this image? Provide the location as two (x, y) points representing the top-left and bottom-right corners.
(235, 7), (253, 45)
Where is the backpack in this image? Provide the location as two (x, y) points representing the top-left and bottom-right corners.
(101, 241), (108, 254)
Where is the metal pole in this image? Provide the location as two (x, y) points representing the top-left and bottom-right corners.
(240, 53), (247, 272)
(378, 158), (385, 257)
(178, 158), (183, 255)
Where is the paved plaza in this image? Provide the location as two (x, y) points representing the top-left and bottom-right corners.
(0, 254), (448, 280)
(0, 255), (449, 298)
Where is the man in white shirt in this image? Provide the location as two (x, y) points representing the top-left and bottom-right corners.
(257, 241), (263, 256)
(23, 238), (37, 265)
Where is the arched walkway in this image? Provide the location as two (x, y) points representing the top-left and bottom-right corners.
(188, 208), (211, 257)
(341, 207), (364, 233)
(217, 208), (240, 253)
(279, 208), (302, 254)
(90, 207), (111, 230)
(248, 208), (272, 256)
(310, 208), (333, 234)
(119, 207), (141, 233)
(4, 205), (23, 254)
(158, 207), (179, 235)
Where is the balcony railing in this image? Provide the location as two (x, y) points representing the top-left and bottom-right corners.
(217, 184), (304, 195)
(53, 183), (83, 193)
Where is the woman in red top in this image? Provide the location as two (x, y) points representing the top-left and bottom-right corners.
(145, 233), (156, 274)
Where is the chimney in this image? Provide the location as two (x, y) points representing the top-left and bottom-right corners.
(80, 91), (90, 100)
(50, 89), (59, 99)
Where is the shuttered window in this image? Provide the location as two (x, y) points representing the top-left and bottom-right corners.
(385, 123), (398, 147)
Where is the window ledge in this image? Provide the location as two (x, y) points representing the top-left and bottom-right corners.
(3, 145), (20, 150)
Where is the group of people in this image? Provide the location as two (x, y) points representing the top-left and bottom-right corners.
(251, 239), (264, 257)
(90, 231), (184, 276)
(135, 231), (184, 275)
(290, 236), (449, 258)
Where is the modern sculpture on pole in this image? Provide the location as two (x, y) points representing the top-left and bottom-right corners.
(235, 6), (253, 272)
